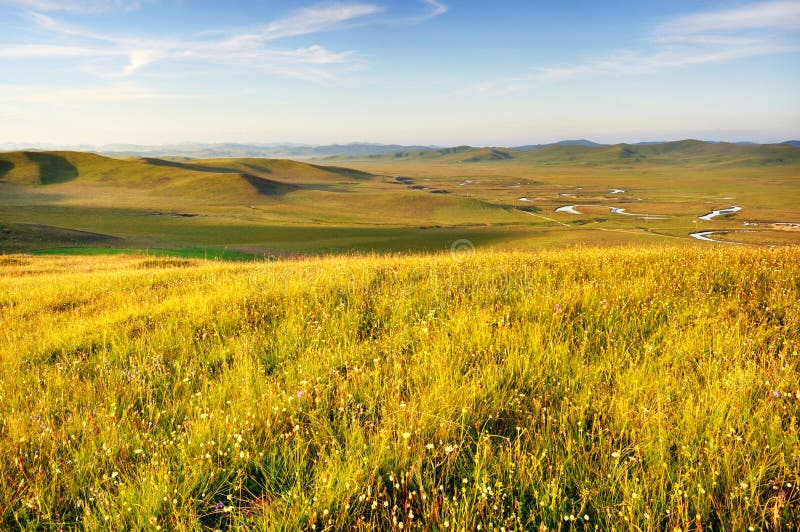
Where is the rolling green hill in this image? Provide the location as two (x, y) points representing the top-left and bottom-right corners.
(332, 140), (800, 167)
(0, 151), (371, 198)
(0, 150), (534, 254)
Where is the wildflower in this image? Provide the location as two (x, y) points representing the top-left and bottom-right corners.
(215, 501), (224, 510)
(402, 432), (411, 439)
(297, 390), (305, 398)
(611, 451), (621, 458)
(426, 443), (434, 449)
(554, 303), (563, 314)
(772, 391), (780, 398)
(444, 445), (455, 454)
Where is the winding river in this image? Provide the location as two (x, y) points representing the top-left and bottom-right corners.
(555, 205), (666, 220)
(699, 206), (741, 221)
(689, 231), (747, 244)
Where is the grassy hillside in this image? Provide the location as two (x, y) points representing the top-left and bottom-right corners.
(2, 144), (799, 255)
(0, 247), (798, 529)
(335, 140), (800, 167)
(0, 151), (534, 254)
(0, 151), (369, 200)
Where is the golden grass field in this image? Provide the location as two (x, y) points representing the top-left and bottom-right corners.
(1, 246), (798, 530)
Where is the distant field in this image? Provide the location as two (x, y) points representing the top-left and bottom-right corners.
(1, 247), (798, 529)
(2, 141), (799, 256)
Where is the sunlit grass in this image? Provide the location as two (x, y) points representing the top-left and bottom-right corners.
(1, 246), (798, 529)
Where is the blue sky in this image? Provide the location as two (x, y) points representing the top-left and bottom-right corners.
(0, 0), (798, 146)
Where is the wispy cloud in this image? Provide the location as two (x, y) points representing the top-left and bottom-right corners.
(412, 0), (447, 22)
(0, 0), (147, 13)
(477, 0), (800, 93)
(656, 0), (800, 34)
(0, 0), (450, 108)
(1, 3), (387, 81)
(259, 3), (385, 40)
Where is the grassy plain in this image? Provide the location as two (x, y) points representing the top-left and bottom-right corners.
(1, 246), (799, 530)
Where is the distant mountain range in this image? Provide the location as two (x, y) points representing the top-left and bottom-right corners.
(0, 139), (798, 159)
(511, 139), (603, 150)
(0, 142), (437, 159)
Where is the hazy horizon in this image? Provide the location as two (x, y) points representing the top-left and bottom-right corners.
(1, 0), (799, 145)
(2, 137), (800, 152)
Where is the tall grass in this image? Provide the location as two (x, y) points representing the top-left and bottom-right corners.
(0, 247), (798, 530)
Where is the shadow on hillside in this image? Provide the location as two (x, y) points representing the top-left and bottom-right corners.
(144, 157), (355, 195)
(24, 152), (78, 184)
(310, 164), (373, 180)
(241, 174), (299, 196)
(0, 159), (14, 179)
(142, 157), (236, 174)
(0, 222), (123, 253)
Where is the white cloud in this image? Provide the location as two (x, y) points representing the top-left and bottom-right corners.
(259, 3), (385, 40)
(123, 49), (160, 75)
(0, 1), (449, 89)
(419, 0), (447, 19)
(477, 0), (800, 93)
(386, 0), (447, 24)
(0, 0), (146, 13)
(0, 3), (385, 81)
(657, 0), (800, 34)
